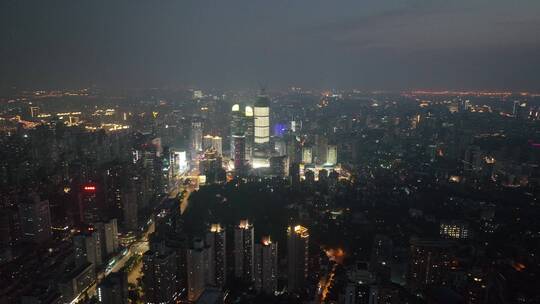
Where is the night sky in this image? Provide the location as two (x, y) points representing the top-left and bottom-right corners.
(1, 0), (540, 90)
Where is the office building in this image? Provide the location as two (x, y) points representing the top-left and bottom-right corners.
(253, 94), (270, 168)
(234, 219), (254, 281)
(287, 225), (309, 292)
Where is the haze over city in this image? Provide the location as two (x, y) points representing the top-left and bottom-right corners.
(1, 0), (540, 91)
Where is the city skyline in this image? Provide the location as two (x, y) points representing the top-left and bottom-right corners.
(1, 1), (540, 304)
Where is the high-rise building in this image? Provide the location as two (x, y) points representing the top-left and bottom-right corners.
(0, 208), (19, 246)
(439, 220), (469, 239)
(370, 235), (393, 267)
(369, 284), (400, 304)
(286, 135), (301, 166)
(187, 238), (210, 302)
(244, 106), (254, 162)
(97, 271), (129, 304)
(148, 230), (188, 299)
(234, 219), (254, 281)
(78, 183), (102, 224)
(206, 224), (227, 287)
(74, 231), (103, 269)
(94, 219), (119, 257)
(274, 138), (287, 156)
(253, 94), (270, 168)
(29, 106), (40, 118)
(142, 250), (179, 304)
(230, 104), (244, 158)
(191, 120), (203, 159)
(287, 225), (309, 292)
(326, 144), (338, 165)
(170, 150), (189, 175)
(233, 134), (246, 175)
(302, 146), (313, 164)
(314, 135), (328, 164)
(18, 193), (51, 244)
(407, 238), (454, 293)
(289, 162), (301, 189)
(254, 236), (278, 294)
(270, 155), (289, 177)
(203, 135), (223, 156)
(199, 148), (224, 184)
(121, 187), (138, 232)
(58, 263), (96, 302)
(343, 282), (370, 304)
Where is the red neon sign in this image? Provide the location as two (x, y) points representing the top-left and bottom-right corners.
(83, 186), (96, 191)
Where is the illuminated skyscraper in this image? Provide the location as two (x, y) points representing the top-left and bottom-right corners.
(244, 106), (254, 162)
(326, 144), (338, 165)
(230, 104), (244, 158)
(234, 219), (254, 281)
(206, 224), (227, 287)
(191, 120), (203, 159)
(302, 146), (313, 164)
(254, 236), (278, 294)
(253, 94), (270, 167)
(287, 225), (309, 292)
(78, 183), (102, 224)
